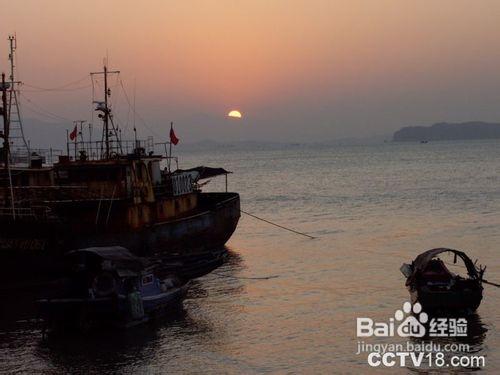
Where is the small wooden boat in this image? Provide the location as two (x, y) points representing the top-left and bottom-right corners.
(38, 246), (189, 332)
(401, 248), (485, 313)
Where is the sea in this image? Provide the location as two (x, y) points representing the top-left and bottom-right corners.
(0, 140), (499, 373)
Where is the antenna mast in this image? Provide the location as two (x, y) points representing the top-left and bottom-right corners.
(7, 35), (30, 163)
(1, 73), (16, 218)
(91, 63), (119, 159)
(104, 65), (109, 157)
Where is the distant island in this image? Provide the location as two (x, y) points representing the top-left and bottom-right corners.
(393, 121), (500, 142)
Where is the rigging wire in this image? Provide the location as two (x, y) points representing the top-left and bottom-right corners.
(18, 73), (166, 144)
(20, 92), (73, 123)
(118, 78), (163, 139)
(21, 84), (92, 93)
(18, 102), (62, 123)
(113, 75), (131, 134)
(91, 76), (95, 137)
(108, 75), (122, 130)
(21, 75), (90, 92)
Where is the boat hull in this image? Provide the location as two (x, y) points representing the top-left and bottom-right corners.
(64, 192), (240, 256)
(38, 284), (189, 331)
(0, 192), (240, 283)
(409, 287), (483, 313)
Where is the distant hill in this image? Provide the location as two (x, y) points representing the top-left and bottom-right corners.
(393, 121), (500, 142)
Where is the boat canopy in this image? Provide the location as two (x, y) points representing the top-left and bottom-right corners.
(409, 248), (479, 282)
(174, 166), (232, 181)
(66, 246), (147, 276)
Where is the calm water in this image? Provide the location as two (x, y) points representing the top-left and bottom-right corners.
(1, 140), (499, 373)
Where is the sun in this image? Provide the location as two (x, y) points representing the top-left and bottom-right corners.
(228, 110), (242, 119)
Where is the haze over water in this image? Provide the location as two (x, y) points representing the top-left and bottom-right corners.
(4, 1), (500, 144)
(0, 140), (499, 373)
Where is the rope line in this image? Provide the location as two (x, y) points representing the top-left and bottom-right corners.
(212, 272), (279, 280)
(483, 280), (500, 288)
(240, 209), (316, 239)
(443, 261), (499, 288)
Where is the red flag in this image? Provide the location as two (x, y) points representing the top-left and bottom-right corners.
(170, 125), (179, 145)
(69, 125), (78, 141)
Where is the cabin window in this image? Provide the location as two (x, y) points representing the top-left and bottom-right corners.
(142, 274), (154, 285)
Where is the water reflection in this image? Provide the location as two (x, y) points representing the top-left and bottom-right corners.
(39, 316), (169, 372)
(0, 247), (246, 373)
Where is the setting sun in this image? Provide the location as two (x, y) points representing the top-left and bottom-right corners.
(228, 110), (242, 119)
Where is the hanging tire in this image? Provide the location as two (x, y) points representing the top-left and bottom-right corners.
(92, 272), (117, 297)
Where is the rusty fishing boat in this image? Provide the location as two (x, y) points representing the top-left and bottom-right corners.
(0, 40), (240, 284)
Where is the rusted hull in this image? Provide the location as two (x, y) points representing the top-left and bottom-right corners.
(0, 192), (240, 282)
(65, 193), (240, 255)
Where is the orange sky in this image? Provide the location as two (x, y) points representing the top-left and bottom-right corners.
(2, 0), (500, 144)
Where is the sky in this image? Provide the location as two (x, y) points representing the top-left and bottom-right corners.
(2, 0), (500, 145)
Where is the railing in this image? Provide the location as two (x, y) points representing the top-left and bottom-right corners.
(0, 205), (53, 219)
(67, 137), (160, 161)
(64, 137), (182, 164)
(10, 148), (64, 166)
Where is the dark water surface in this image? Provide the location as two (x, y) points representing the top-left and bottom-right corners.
(1, 141), (499, 373)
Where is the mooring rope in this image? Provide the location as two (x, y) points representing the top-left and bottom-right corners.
(240, 209), (316, 239)
(212, 272), (279, 280)
(483, 280), (500, 288)
(443, 261), (499, 288)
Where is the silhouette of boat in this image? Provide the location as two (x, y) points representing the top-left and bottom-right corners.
(38, 247), (190, 332)
(0, 59), (240, 284)
(400, 248), (485, 313)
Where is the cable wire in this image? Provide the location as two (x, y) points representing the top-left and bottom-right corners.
(21, 75), (90, 91)
(118, 78), (163, 139)
(20, 92), (73, 123)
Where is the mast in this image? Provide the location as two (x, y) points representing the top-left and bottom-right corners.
(91, 63), (119, 159)
(8, 37), (14, 91)
(1, 73), (15, 218)
(1, 73), (9, 167)
(7, 35), (29, 162)
(104, 65), (109, 158)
